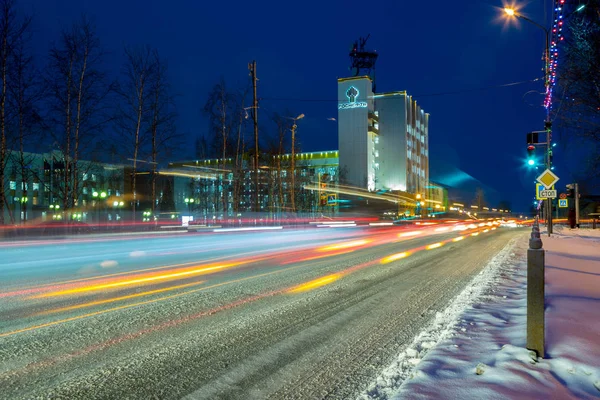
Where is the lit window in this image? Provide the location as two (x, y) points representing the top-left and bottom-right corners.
(9, 181), (16, 190)
(33, 183), (40, 191)
(374, 137), (379, 144)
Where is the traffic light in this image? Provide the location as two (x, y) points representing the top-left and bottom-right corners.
(527, 145), (535, 166)
(566, 186), (575, 198)
(527, 132), (539, 144)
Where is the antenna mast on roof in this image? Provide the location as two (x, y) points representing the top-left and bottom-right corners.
(349, 34), (378, 91)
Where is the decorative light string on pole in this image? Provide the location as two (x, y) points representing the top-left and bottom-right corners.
(545, 0), (566, 111)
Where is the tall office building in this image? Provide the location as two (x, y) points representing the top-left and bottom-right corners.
(337, 76), (429, 196)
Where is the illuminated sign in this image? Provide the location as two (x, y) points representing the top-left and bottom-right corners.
(339, 86), (367, 110)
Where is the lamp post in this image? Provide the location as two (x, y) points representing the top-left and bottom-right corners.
(286, 114), (304, 213)
(503, 6), (553, 235)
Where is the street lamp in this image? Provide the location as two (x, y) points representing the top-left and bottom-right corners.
(185, 197), (194, 214)
(286, 113), (305, 213)
(503, 4), (553, 235)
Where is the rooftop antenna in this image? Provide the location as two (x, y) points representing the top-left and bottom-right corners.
(349, 34), (378, 91)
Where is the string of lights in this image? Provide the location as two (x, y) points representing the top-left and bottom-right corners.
(545, 0), (566, 111)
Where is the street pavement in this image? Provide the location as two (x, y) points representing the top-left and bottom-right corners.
(0, 223), (523, 399)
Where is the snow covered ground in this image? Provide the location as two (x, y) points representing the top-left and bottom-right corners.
(361, 226), (600, 400)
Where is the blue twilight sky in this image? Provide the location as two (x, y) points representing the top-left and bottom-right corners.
(16, 0), (576, 212)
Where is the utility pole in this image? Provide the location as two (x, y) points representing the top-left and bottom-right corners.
(291, 123), (297, 213)
(575, 182), (580, 228)
(248, 61), (259, 213)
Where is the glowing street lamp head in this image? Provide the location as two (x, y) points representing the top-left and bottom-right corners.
(527, 159), (535, 166)
(504, 7), (516, 16)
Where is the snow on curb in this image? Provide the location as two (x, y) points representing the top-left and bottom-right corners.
(358, 234), (523, 400)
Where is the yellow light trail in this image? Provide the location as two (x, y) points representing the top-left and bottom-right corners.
(426, 242), (443, 250)
(452, 236), (465, 242)
(381, 252), (410, 264)
(1, 266), (293, 338)
(34, 281), (206, 316)
(31, 261), (246, 299)
(317, 239), (371, 252)
(471, 232), (480, 236)
(287, 273), (343, 294)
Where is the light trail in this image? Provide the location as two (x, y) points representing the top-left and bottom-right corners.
(287, 273), (343, 293)
(381, 252), (410, 264)
(30, 261), (247, 299)
(32, 281), (206, 316)
(317, 239), (371, 252)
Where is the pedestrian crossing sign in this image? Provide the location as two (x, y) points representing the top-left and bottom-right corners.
(559, 199), (568, 208)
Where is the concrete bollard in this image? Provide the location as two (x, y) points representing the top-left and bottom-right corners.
(527, 222), (545, 358)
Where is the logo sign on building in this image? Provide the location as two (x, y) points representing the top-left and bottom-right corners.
(338, 86), (368, 110)
(558, 199), (568, 208)
(536, 169), (559, 189)
(540, 189), (557, 198)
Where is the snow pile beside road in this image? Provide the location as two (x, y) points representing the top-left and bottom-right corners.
(358, 235), (522, 399)
(383, 229), (600, 399)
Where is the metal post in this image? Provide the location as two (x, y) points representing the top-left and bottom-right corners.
(291, 123), (296, 213)
(575, 183), (580, 228)
(527, 219), (545, 358)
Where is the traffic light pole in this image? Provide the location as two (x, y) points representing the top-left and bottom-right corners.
(575, 183), (580, 227)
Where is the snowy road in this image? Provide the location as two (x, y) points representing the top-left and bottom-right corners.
(0, 223), (522, 399)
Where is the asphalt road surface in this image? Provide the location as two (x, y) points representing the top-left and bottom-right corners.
(0, 223), (523, 399)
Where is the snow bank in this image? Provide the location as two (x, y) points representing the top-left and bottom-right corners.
(375, 228), (600, 400)
(358, 235), (522, 399)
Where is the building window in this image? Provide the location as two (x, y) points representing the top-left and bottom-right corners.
(33, 182), (40, 191)
(9, 181), (16, 190)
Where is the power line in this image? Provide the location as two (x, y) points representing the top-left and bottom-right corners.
(260, 77), (544, 103)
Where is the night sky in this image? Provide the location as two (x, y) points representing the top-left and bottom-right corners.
(17, 0), (575, 213)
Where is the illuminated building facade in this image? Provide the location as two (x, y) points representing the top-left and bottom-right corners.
(337, 76), (429, 196)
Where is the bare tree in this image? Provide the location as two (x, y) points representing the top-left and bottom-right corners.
(147, 50), (179, 214)
(116, 45), (155, 220)
(0, 0), (29, 224)
(557, 2), (600, 182)
(271, 112), (293, 213)
(9, 15), (42, 223)
(46, 16), (111, 212)
(204, 78), (236, 215)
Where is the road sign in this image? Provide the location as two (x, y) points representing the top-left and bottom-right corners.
(559, 193), (567, 199)
(540, 189), (557, 198)
(536, 183), (554, 200)
(327, 194), (337, 205)
(558, 199), (568, 208)
(536, 169), (559, 189)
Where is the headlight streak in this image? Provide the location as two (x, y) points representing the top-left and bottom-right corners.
(381, 252), (410, 264)
(398, 231), (423, 238)
(31, 280), (207, 317)
(29, 260), (253, 299)
(287, 273), (343, 293)
(426, 242), (443, 250)
(317, 239), (371, 252)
